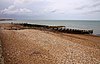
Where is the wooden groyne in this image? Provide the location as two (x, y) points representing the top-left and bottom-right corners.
(51, 27), (93, 34)
(13, 23), (93, 34)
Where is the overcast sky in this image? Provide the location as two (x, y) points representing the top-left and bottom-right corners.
(0, 0), (100, 20)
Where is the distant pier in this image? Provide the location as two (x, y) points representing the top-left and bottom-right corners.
(0, 18), (14, 21)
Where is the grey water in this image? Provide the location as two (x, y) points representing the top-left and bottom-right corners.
(0, 20), (100, 35)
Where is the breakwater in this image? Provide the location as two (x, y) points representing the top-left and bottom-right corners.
(13, 23), (93, 34)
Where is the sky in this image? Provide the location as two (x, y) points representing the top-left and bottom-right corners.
(0, 0), (100, 20)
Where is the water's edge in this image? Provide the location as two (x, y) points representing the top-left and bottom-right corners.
(0, 20), (100, 35)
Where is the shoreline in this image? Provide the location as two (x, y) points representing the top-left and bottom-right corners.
(1, 22), (100, 36)
(0, 23), (100, 37)
(0, 23), (94, 34)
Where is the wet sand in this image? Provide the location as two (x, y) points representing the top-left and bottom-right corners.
(0, 23), (100, 64)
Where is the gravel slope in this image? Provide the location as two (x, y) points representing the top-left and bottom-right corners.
(0, 29), (100, 64)
(0, 40), (4, 64)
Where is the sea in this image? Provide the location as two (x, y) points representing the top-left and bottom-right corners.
(0, 20), (100, 36)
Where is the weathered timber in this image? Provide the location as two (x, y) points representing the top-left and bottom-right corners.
(13, 23), (93, 34)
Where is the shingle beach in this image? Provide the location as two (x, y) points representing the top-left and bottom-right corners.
(0, 23), (100, 64)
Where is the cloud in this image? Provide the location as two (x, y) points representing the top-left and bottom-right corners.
(51, 10), (57, 13)
(0, 0), (100, 20)
(88, 10), (100, 13)
(75, 0), (100, 10)
(1, 5), (32, 14)
(91, 2), (100, 7)
(75, 5), (87, 10)
(14, 0), (44, 5)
